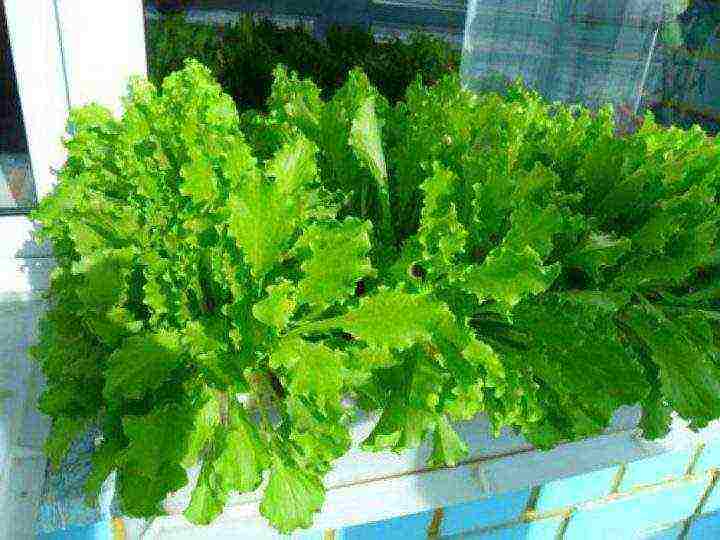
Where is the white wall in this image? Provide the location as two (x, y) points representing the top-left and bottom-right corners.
(54, 0), (148, 117)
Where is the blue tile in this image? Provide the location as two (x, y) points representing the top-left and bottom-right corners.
(459, 515), (564, 540)
(694, 440), (720, 476)
(564, 478), (706, 540)
(535, 465), (619, 512)
(689, 510), (720, 539)
(341, 510), (434, 540)
(619, 449), (694, 491)
(37, 520), (110, 540)
(439, 489), (532, 537)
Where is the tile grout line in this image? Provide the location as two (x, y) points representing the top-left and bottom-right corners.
(667, 442), (706, 540)
(686, 443), (706, 476)
(554, 461), (625, 540)
(608, 462), (627, 494)
(678, 468), (719, 540)
(427, 507), (444, 538)
(523, 485), (542, 517)
(555, 508), (574, 540)
(512, 471), (713, 526)
(519, 485), (544, 525)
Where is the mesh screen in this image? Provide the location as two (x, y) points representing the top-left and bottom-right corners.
(461, 0), (720, 134)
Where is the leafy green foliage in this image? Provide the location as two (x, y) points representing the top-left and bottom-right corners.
(184, 401), (269, 525)
(31, 60), (374, 532)
(260, 458), (325, 533)
(32, 58), (720, 533)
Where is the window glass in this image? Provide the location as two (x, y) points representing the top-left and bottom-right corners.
(0, 2), (36, 211)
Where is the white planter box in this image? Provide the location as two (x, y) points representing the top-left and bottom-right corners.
(122, 405), (720, 540)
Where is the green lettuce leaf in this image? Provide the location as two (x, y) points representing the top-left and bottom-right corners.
(103, 331), (182, 402)
(259, 458), (325, 533)
(292, 218), (375, 310)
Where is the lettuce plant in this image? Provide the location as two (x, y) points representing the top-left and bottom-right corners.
(31, 59), (720, 533)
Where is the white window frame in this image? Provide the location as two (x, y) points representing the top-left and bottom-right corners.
(0, 0), (147, 294)
(0, 0), (68, 292)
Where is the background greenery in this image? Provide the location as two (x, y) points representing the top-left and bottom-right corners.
(145, 12), (461, 112)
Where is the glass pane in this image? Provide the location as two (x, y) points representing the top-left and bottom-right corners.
(461, 0), (663, 114)
(461, 0), (720, 136)
(0, 2), (36, 211)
